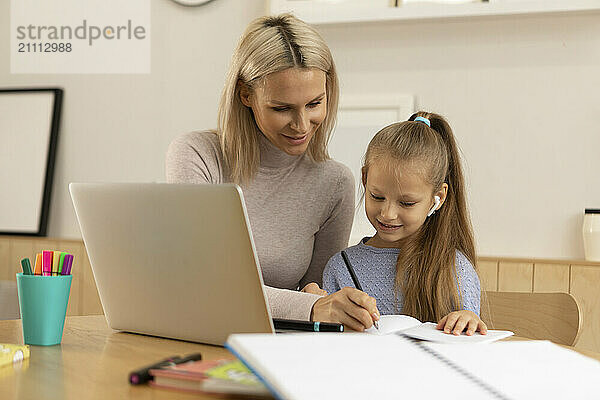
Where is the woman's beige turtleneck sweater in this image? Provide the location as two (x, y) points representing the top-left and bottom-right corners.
(166, 131), (355, 320)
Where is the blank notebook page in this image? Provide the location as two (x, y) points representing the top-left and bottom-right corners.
(401, 322), (513, 343)
(227, 333), (492, 400)
(366, 316), (513, 344)
(424, 340), (600, 399)
(365, 314), (421, 335)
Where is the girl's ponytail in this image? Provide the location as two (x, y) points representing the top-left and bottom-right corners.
(369, 112), (478, 321)
(409, 112), (476, 270)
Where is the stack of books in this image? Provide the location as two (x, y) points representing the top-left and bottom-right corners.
(150, 358), (272, 398)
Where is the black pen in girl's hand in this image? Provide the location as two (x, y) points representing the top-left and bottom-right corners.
(340, 250), (379, 330)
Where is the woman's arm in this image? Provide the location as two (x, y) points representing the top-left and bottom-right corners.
(298, 167), (380, 330)
(166, 131), (224, 184)
(166, 131), (327, 321)
(267, 165), (356, 322)
(263, 286), (322, 320)
(298, 166), (355, 288)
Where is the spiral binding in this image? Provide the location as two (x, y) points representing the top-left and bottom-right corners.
(397, 333), (513, 400)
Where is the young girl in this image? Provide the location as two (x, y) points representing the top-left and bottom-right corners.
(322, 111), (487, 336)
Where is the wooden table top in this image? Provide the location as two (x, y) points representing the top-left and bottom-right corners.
(0, 315), (233, 400)
(2, 315), (600, 400)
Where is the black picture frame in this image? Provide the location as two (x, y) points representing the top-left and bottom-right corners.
(0, 87), (63, 237)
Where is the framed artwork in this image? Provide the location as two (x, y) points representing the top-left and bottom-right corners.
(0, 88), (63, 236)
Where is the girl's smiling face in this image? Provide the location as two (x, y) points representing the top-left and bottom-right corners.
(364, 158), (447, 248)
(240, 67), (327, 156)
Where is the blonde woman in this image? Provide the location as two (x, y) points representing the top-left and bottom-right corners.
(166, 14), (379, 331)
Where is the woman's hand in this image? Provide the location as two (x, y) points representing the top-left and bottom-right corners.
(310, 287), (380, 331)
(301, 282), (328, 296)
(436, 310), (488, 336)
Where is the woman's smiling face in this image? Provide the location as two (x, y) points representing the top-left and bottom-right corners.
(240, 67), (327, 156)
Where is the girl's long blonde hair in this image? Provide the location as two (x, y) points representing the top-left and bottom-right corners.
(361, 112), (477, 322)
(217, 14), (339, 184)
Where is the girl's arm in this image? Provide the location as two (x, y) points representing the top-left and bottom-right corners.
(321, 253), (343, 294)
(437, 310), (487, 336)
(456, 252), (481, 316)
(437, 252), (486, 335)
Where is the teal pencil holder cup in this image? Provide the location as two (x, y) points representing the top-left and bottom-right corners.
(16, 273), (72, 346)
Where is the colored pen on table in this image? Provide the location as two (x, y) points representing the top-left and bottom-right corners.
(20, 258), (33, 275)
(273, 318), (344, 332)
(128, 353), (202, 385)
(341, 250), (379, 330)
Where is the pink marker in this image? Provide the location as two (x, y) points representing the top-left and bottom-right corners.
(62, 254), (74, 275)
(42, 251), (53, 276)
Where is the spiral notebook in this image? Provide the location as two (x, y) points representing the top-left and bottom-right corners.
(226, 333), (600, 400)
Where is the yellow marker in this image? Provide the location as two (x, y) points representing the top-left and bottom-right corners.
(52, 251), (61, 276)
(0, 344), (30, 368)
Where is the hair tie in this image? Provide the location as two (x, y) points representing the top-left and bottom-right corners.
(414, 116), (431, 127)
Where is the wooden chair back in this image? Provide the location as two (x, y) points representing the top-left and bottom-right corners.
(481, 291), (582, 346)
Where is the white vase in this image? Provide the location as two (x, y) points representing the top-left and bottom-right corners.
(583, 209), (600, 262)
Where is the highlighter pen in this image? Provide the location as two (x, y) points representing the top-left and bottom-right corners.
(58, 252), (68, 275)
(34, 253), (43, 275)
(20, 258), (33, 275)
(274, 318), (344, 332)
(42, 251), (53, 276)
(341, 250), (379, 330)
(52, 251), (61, 275)
(62, 254), (74, 275)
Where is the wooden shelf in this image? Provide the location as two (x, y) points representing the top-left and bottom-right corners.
(269, 0), (600, 25)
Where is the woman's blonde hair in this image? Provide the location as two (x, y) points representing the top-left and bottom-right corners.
(361, 112), (478, 322)
(217, 13), (339, 184)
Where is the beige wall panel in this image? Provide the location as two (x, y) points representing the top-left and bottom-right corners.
(58, 241), (83, 316)
(477, 260), (498, 292)
(0, 238), (11, 281)
(9, 239), (33, 280)
(30, 240), (60, 255)
(80, 247), (103, 315)
(533, 263), (570, 293)
(570, 265), (600, 353)
(498, 262), (533, 292)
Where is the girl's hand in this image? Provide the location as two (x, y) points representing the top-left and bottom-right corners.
(436, 310), (488, 336)
(301, 282), (328, 296)
(310, 287), (380, 331)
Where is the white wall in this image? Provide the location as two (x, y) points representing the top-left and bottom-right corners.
(2, 2), (599, 259)
(318, 12), (600, 259)
(0, 0), (266, 239)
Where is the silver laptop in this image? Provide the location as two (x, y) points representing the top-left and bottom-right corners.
(69, 183), (274, 345)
